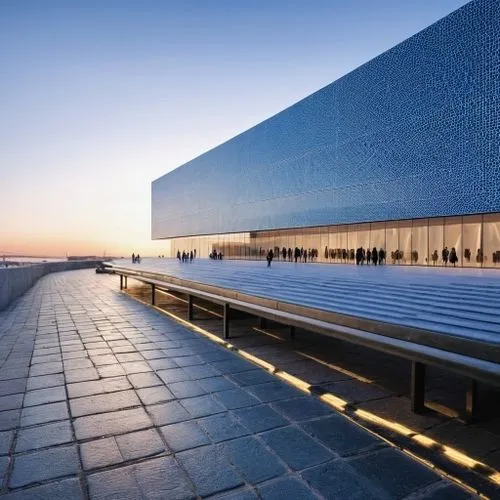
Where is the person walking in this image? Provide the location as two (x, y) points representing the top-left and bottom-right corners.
(372, 247), (378, 266)
(442, 247), (449, 266)
(449, 247), (458, 267)
(190, 251), (193, 263)
(132, 253), (135, 264)
(366, 249), (371, 265)
(136, 254), (141, 264)
(267, 249), (274, 267)
(177, 250), (181, 261)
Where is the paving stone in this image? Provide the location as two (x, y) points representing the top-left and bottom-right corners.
(20, 401), (69, 427)
(147, 401), (191, 426)
(177, 445), (244, 497)
(246, 381), (301, 403)
(87, 463), (143, 499)
(120, 361), (152, 374)
(0, 456), (9, 484)
(0, 393), (24, 411)
(62, 350), (87, 360)
(301, 415), (382, 456)
(210, 359), (255, 375)
(115, 352), (143, 363)
(180, 395), (226, 418)
(171, 355), (204, 367)
(0, 368), (29, 381)
(16, 420), (73, 452)
(70, 389), (140, 417)
(65, 367), (99, 383)
(63, 358), (94, 370)
(169, 380), (207, 399)
(68, 376), (132, 399)
(23, 386), (66, 407)
(29, 361), (63, 377)
(160, 421), (211, 452)
(157, 367), (192, 384)
(91, 354), (118, 366)
(0, 477), (84, 500)
(148, 358), (179, 371)
(215, 489), (259, 500)
(181, 364), (219, 380)
(0, 409), (21, 430)
(229, 370), (276, 387)
(418, 482), (471, 499)
(128, 371), (163, 389)
(198, 376), (237, 393)
(80, 437), (123, 470)
(116, 428), (165, 460)
(74, 407), (153, 440)
(140, 349), (166, 360)
(9, 445), (80, 488)
(222, 436), (286, 484)
(260, 426), (333, 470)
(26, 373), (65, 391)
(137, 386), (175, 405)
(199, 413), (249, 443)
(348, 448), (439, 498)
(233, 405), (288, 433)
(0, 430), (13, 455)
(97, 364), (126, 378)
(31, 352), (62, 362)
(215, 388), (260, 410)
(0, 379), (26, 396)
(257, 477), (318, 500)
(272, 397), (332, 421)
(88, 456), (196, 500)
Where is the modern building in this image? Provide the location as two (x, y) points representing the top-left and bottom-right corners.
(152, 0), (500, 268)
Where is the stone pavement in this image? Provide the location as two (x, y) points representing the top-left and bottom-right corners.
(0, 270), (470, 499)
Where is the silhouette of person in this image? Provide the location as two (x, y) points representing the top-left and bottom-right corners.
(449, 247), (458, 267)
(190, 251), (193, 263)
(132, 253), (135, 264)
(372, 247), (378, 266)
(177, 251), (181, 261)
(366, 249), (371, 265)
(266, 249), (274, 267)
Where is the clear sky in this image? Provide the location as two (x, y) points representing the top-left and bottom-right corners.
(0, 0), (470, 257)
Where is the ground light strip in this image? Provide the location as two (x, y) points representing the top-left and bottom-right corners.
(124, 288), (499, 498)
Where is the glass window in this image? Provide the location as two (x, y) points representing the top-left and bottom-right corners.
(370, 222), (386, 255)
(483, 213), (500, 268)
(338, 226), (348, 262)
(444, 217), (462, 267)
(320, 227), (329, 262)
(412, 219), (428, 266)
(399, 221), (412, 265)
(386, 222), (399, 264)
(429, 218), (444, 266)
(328, 226), (338, 261)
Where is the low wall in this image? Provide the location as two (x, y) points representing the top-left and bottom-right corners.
(0, 260), (102, 311)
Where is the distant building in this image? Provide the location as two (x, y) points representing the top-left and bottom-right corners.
(152, 0), (500, 268)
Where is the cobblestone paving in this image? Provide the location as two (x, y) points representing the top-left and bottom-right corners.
(0, 270), (471, 499)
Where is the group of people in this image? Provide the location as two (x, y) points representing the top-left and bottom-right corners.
(439, 247), (458, 266)
(209, 250), (223, 260)
(131, 253), (141, 264)
(177, 250), (196, 263)
(355, 247), (386, 266)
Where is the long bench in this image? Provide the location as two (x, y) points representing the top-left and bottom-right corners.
(107, 263), (500, 422)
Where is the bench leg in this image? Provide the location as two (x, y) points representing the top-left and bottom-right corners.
(124, 276), (127, 289)
(259, 317), (267, 329)
(411, 361), (426, 413)
(151, 284), (156, 306)
(223, 303), (230, 340)
(187, 294), (194, 321)
(290, 326), (296, 340)
(120, 275), (123, 290)
(465, 379), (479, 423)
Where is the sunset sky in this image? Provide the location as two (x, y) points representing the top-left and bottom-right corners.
(1, 0), (469, 257)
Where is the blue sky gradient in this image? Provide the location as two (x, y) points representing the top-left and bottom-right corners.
(0, 0), (469, 256)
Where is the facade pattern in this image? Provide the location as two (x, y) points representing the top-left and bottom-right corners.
(152, 0), (500, 267)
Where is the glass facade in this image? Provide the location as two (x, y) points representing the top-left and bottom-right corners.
(167, 213), (500, 268)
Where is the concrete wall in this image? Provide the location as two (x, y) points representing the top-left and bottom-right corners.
(152, 0), (499, 239)
(0, 261), (102, 311)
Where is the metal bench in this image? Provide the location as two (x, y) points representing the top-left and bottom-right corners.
(107, 263), (500, 422)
